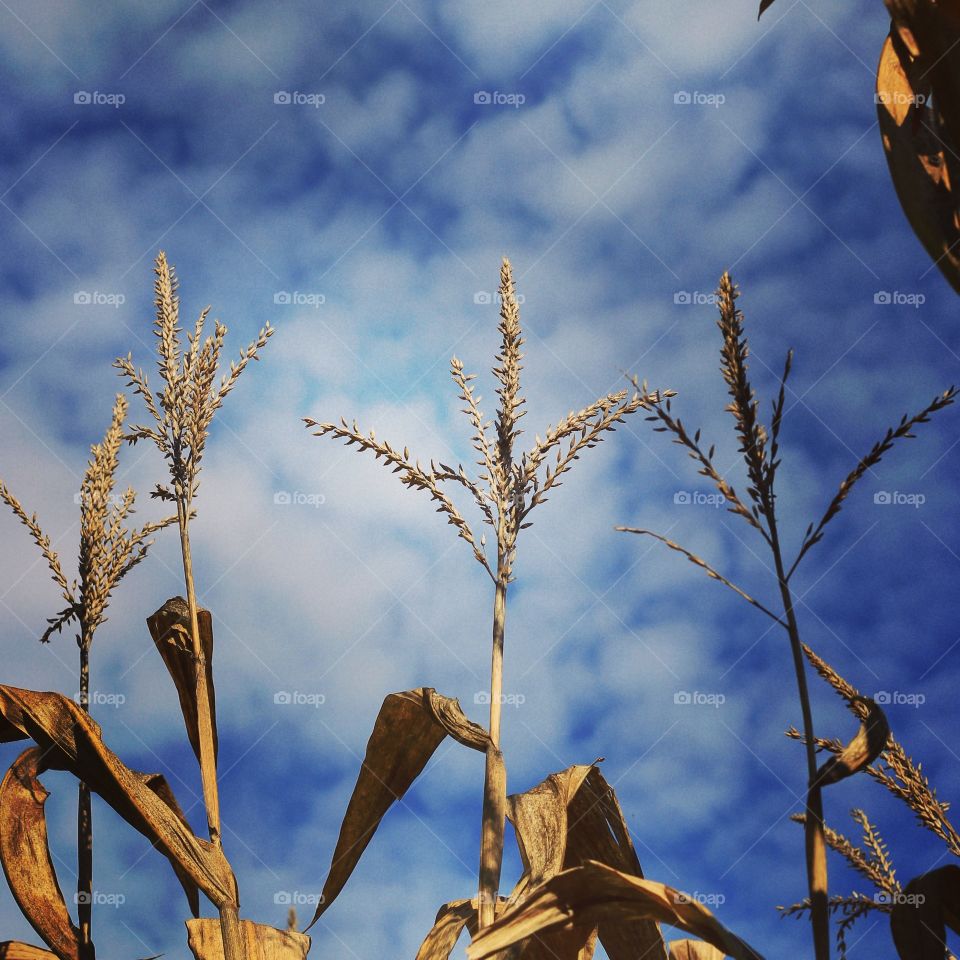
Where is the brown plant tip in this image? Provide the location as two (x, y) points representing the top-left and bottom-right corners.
(0, 394), (175, 647)
(115, 251), (273, 512)
(305, 260), (671, 583)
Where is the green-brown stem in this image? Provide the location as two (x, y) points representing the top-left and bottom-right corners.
(478, 576), (507, 929)
(769, 517), (829, 960)
(177, 499), (244, 960)
(77, 636), (94, 960)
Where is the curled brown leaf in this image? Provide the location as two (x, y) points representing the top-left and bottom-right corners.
(466, 861), (763, 960)
(308, 688), (489, 928)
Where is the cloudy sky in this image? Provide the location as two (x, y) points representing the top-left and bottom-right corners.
(0, 1), (958, 958)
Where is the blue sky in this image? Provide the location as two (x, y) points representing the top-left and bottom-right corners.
(0, 1), (959, 958)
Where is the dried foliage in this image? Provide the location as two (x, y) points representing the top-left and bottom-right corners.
(465, 861), (764, 960)
(0, 393), (173, 646)
(669, 941), (725, 960)
(309, 688), (489, 927)
(114, 251), (272, 511)
(147, 598), (219, 766)
(889, 865), (960, 960)
(757, 0), (960, 292)
(0, 392), (175, 960)
(789, 643), (960, 857)
(0, 686), (233, 906)
(186, 919), (310, 960)
(305, 259), (666, 584)
(784, 642), (960, 958)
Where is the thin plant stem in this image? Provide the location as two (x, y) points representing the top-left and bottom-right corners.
(478, 575), (507, 929)
(177, 501), (221, 841)
(77, 633), (93, 960)
(176, 500), (244, 960)
(768, 515), (829, 960)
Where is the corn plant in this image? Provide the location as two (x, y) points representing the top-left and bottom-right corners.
(114, 252), (273, 960)
(0, 393), (174, 960)
(619, 271), (955, 960)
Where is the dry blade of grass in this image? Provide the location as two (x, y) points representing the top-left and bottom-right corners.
(185, 919), (311, 960)
(115, 251), (272, 960)
(0, 944), (60, 960)
(305, 257), (670, 929)
(506, 764), (667, 960)
(307, 688), (489, 928)
(465, 860), (764, 960)
(623, 270), (956, 960)
(0, 748), (83, 960)
(669, 941), (725, 960)
(0, 748), (201, 960)
(0, 685), (234, 908)
(147, 598), (219, 767)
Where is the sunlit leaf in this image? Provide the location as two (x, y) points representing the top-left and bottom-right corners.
(308, 688), (489, 928)
(147, 597), (218, 766)
(670, 939), (726, 960)
(0, 685), (234, 910)
(186, 919), (310, 960)
(0, 943), (60, 960)
(814, 697), (889, 787)
(467, 861), (764, 960)
(876, 30), (960, 292)
(0, 749), (81, 960)
(507, 764), (666, 960)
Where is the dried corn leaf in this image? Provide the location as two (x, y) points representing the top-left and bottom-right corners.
(0, 750), (196, 960)
(415, 900), (477, 960)
(0, 944), (59, 960)
(509, 765), (593, 887)
(186, 919), (310, 960)
(0, 748), (81, 960)
(147, 597), (218, 766)
(670, 939), (725, 960)
(0, 685), (234, 909)
(467, 861), (763, 960)
(308, 688), (489, 928)
(877, 31), (960, 292)
(415, 897), (544, 960)
(890, 864), (960, 960)
(139, 772), (201, 917)
(814, 697), (889, 787)
(507, 764), (666, 960)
